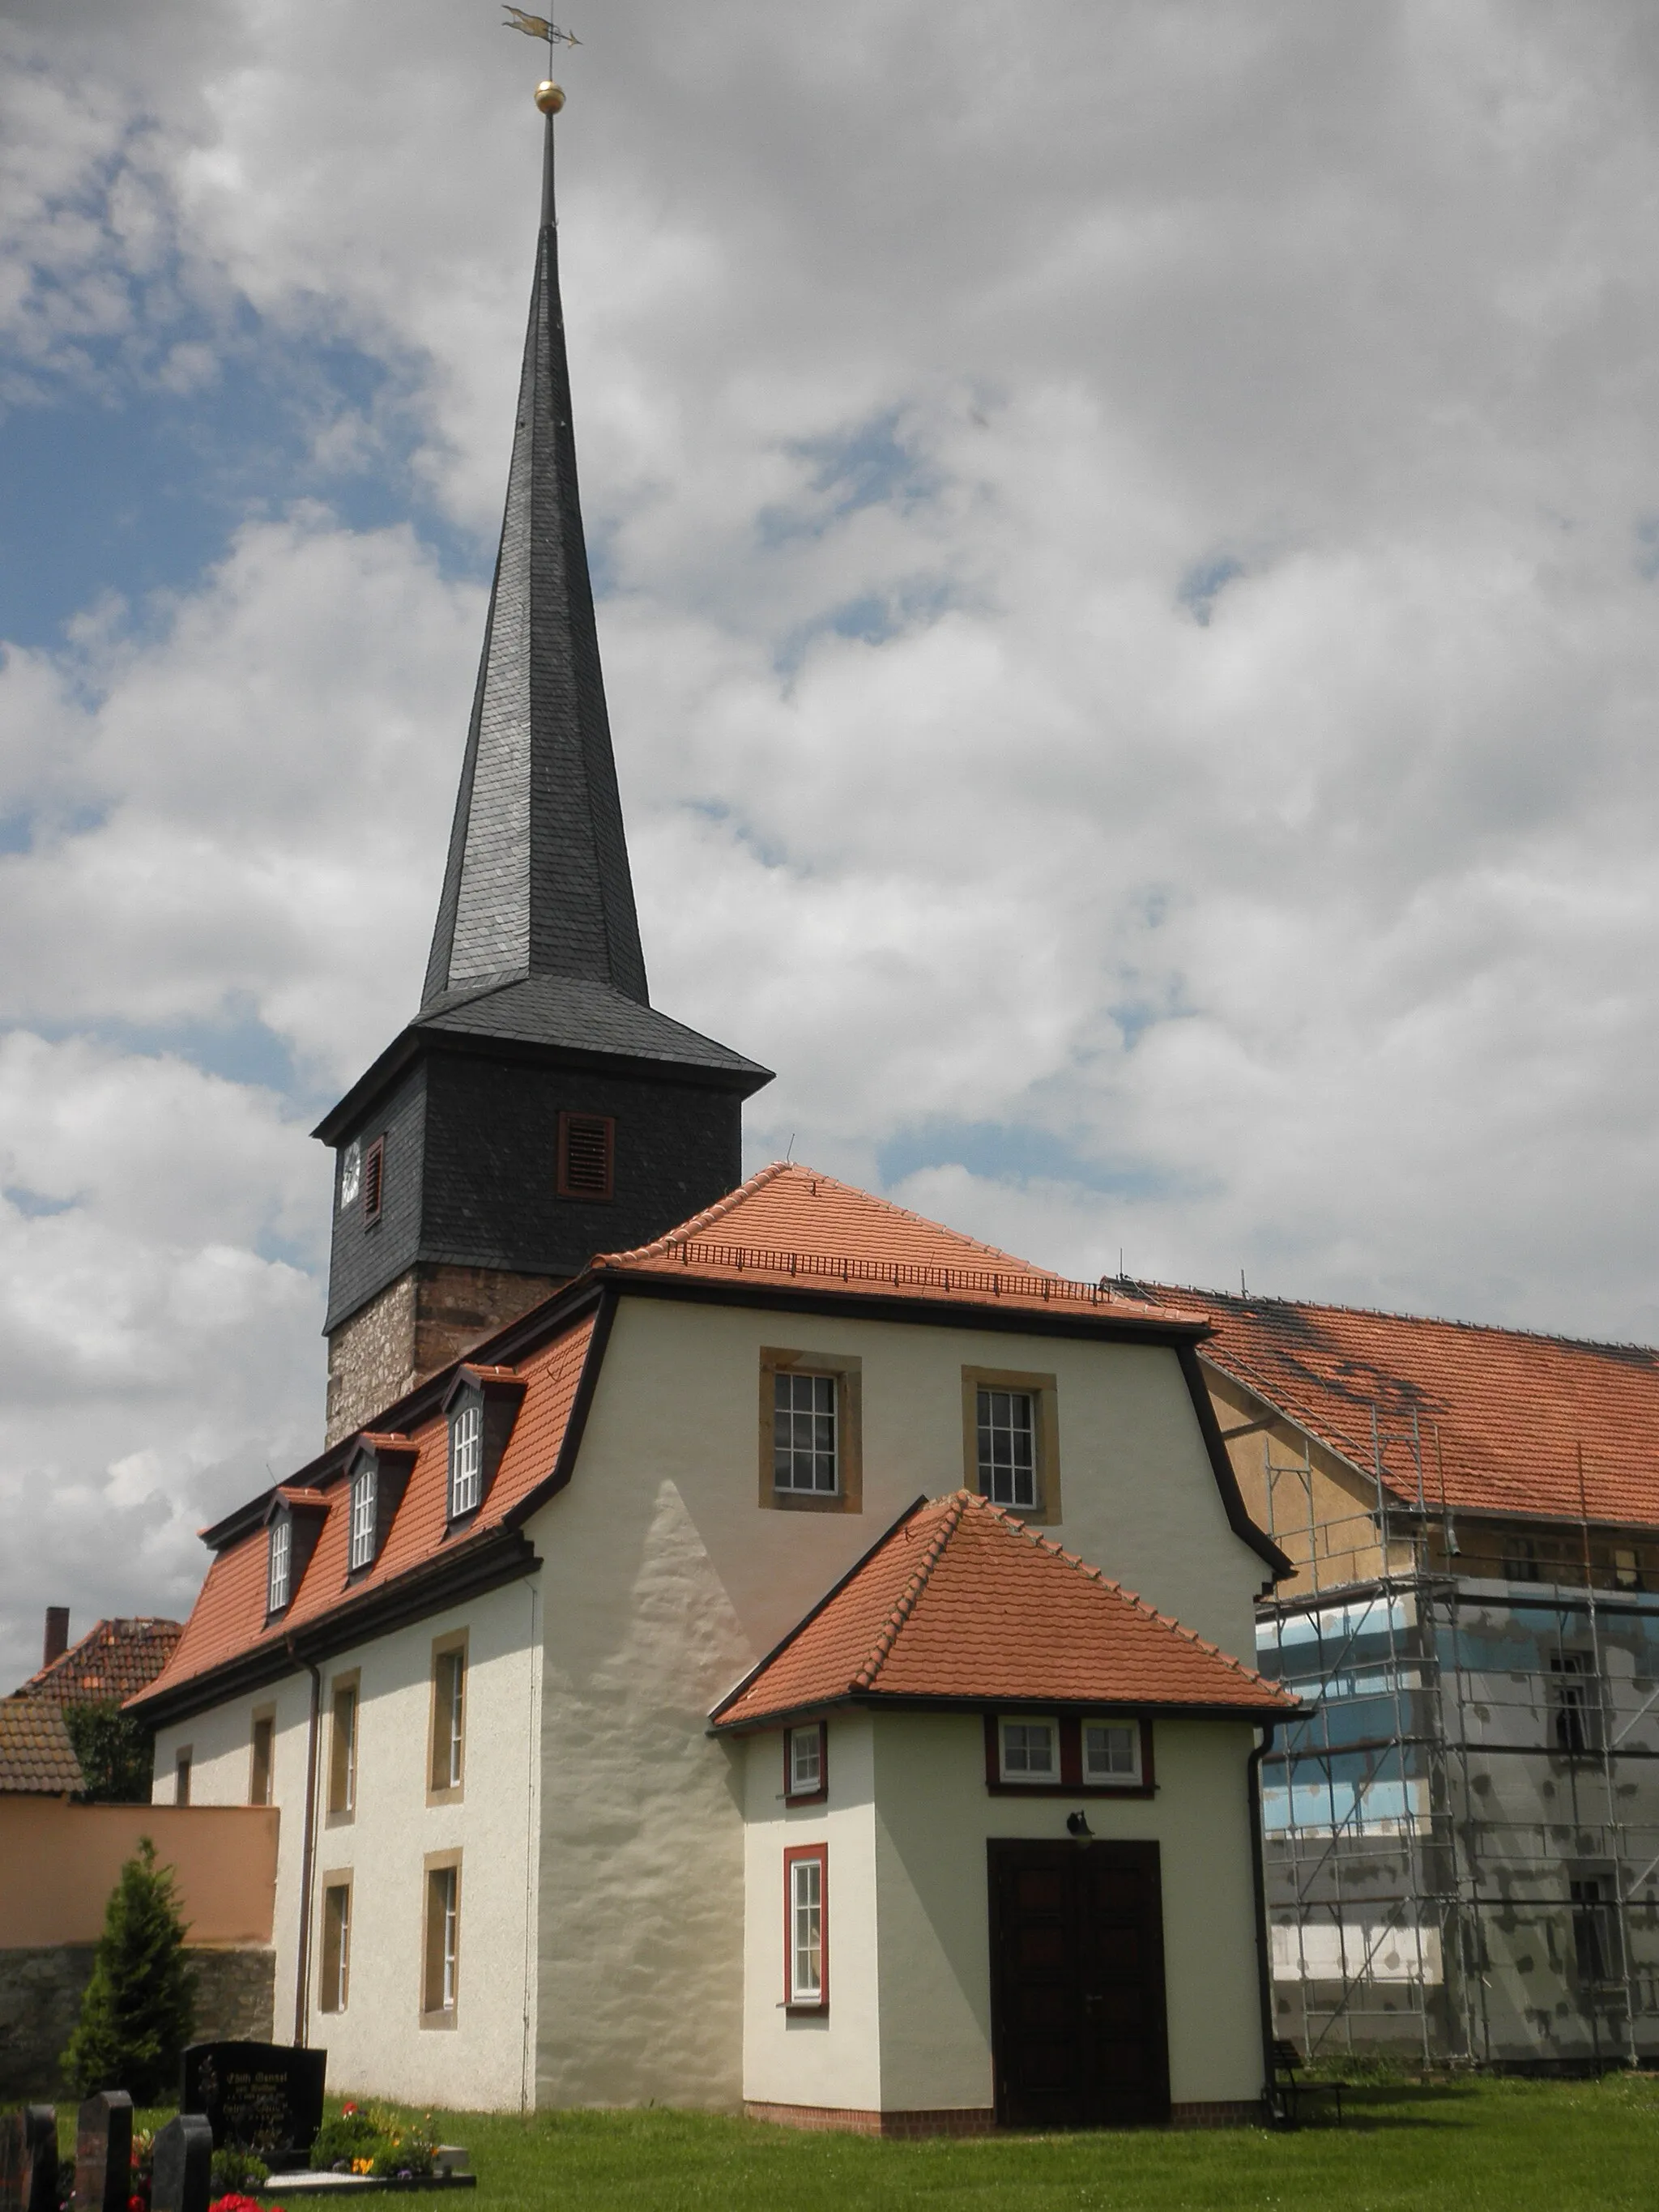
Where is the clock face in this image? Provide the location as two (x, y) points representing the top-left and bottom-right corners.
(339, 1140), (362, 1210)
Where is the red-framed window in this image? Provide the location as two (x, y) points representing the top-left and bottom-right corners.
(783, 1843), (828, 2010)
(784, 1721), (827, 1805)
(983, 1712), (1156, 1796)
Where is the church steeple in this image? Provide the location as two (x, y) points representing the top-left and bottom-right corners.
(314, 88), (770, 1445)
(424, 112), (648, 1011)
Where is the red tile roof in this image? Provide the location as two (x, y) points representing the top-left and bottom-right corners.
(598, 1163), (1202, 1331)
(132, 1170), (1212, 1724)
(712, 1492), (1295, 1729)
(1150, 1286), (1659, 1531)
(0, 1697), (85, 1793)
(134, 1313), (598, 1711)
(15, 1617), (181, 1707)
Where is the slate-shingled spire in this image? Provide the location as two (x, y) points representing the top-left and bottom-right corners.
(424, 116), (646, 1009)
(313, 96), (770, 1446)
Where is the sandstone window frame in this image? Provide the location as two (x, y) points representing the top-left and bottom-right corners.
(319, 1873), (352, 2014)
(249, 1707), (275, 1806)
(173, 1747), (192, 1805)
(327, 1670), (360, 1823)
(427, 1631), (467, 1805)
(758, 1349), (863, 1515)
(962, 1365), (1062, 1524)
(420, 1848), (463, 2027)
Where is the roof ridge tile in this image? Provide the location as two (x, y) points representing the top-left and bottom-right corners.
(852, 1494), (966, 1690)
(601, 1160), (794, 1263)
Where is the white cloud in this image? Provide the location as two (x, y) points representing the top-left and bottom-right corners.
(6, 1), (1659, 1680)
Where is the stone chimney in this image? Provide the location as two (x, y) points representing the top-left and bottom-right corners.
(42, 1606), (69, 1670)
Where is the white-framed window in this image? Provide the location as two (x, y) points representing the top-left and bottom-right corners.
(978, 1387), (1037, 1508)
(348, 1464), (377, 1571)
(320, 1879), (351, 2013)
(440, 1869), (458, 2008)
(330, 1682), (357, 1816)
(1083, 1720), (1142, 1784)
(787, 1723), (825, 1798)
(431, 1644), (465, 1795)
(449, 1399), (483, 1519)
(267, 1517), (292, 1613)
(786, 1848), (826, 2006)
(424, 1861), (460, 2017)
(998, 1716), (1057, 1781)
(774, 1371), (837, 1494)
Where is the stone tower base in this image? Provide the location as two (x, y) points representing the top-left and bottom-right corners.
(325, 1262), (563, 1443)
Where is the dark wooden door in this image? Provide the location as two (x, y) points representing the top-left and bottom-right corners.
(988, 1839), (1170, 2128)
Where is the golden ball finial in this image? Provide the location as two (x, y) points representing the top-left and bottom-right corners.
(535, 79), (565, 113)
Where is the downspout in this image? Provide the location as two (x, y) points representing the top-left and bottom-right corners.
(289, 1638), (322, 2047)
(1247, 1724), (1280, 2120)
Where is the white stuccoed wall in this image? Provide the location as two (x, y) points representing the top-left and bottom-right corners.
(155, 1578), (541, 2111)
(155, 1288), (1265, 2114)
(737, 1712), (1265, 2116)
(740, 1712), (881, 2112)
(870, 1711), (1265, 2111)
(523, 1294), (1268, 2111)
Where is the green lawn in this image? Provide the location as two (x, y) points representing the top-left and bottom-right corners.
(270, 2076), (1657, 2212)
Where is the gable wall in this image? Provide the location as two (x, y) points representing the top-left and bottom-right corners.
(1205, 1365), (1403, 1597)
(527, 1292), (1269, 2109)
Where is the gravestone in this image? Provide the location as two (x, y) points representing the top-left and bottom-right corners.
(180, 2042), (326, 2171)
(0, 2108), (58, 2212)
(0, 2112), (19, 2212)
(77, 2090), (133, 2212)
(23, 2110), (56, 2212)
(151, 2116), (211, 2212)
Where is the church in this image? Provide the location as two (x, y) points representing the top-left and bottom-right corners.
(130, 83), (1293, 2132)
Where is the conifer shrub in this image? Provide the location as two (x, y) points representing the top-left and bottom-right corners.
(62, 1837), (197, 2099)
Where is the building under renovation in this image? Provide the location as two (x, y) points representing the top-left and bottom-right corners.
(1128, 1285), (1659, 2069)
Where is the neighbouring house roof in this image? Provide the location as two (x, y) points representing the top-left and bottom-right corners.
(15, 1617), (181, 1707)
(711, 1491), (1296, 1731)
(0, 1697), (85, 1793)
(1137, 1284), (1659, 1532)
(130, 1312), (600, 1720)
(594, 1162), (1206, 1333)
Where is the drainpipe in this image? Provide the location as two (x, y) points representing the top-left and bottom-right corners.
(289, 1638), (322, 2048)
(1247, 1724), (1280, 2120)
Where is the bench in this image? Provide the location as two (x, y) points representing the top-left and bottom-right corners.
(1269, 2037), (1344, 2128)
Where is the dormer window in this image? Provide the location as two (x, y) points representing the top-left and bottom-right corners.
(267, 1518), (292, 1613)
(449, 1398), (483, 1519)
(264, 1490), (326, 1616)
(343, 1435), (416, 1577)
(441, 1366), (527, 1525)
(349, 1463), (377, 1571)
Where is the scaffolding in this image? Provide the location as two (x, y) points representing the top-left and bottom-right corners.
(1253, 1415), (1659, 2069)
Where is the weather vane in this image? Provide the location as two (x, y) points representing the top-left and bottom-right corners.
(502, 7), (581, 113)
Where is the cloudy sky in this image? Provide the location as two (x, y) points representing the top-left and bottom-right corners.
(3, 0), (1659, 1684)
